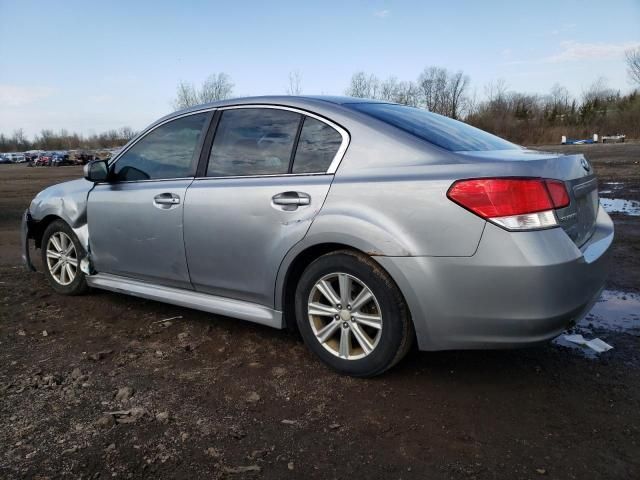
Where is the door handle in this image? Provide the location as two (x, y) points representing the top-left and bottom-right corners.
(153, 193), (180, 206)
(272, 192), (311, 208)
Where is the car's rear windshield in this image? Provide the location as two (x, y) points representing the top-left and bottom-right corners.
(346, 103), (520, 152)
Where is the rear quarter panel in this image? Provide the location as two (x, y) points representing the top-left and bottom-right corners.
(312, 165), (486, 257)
(289, 108), (490, 257)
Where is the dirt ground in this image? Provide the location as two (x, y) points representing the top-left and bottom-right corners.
(1, 144), (639, 479)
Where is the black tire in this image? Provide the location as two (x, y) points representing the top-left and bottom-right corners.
(41, 220), (89, 295)
(295, 250), (414, 377)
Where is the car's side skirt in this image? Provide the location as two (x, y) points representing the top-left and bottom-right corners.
(86, 273), (284, 329)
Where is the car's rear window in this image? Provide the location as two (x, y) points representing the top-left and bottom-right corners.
(347, 103), (519, 152)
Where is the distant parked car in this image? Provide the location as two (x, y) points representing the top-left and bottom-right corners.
(51, 152), (71, 167)
(602, 134), (625, 143)
(73, 152), (95, 165)
(36, 152), (54, 166)
(24, 151), (40, 164)
(22, 96), (613, 376)
(0, 156), (13, 164)
(1, 152), (24, 163)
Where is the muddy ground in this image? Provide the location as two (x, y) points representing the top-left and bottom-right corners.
(1, 143), (639, 479)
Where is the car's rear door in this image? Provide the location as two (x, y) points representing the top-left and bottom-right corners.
(183, 106), (348, 307)
(88, 111), (211, 289)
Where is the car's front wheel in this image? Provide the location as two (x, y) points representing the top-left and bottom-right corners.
(41, 220), (88, 295)
(295, 250), (414, 377)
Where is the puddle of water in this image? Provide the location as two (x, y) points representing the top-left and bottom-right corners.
(582, 290), (640, 334)
(600, 198), (640, 216)
(553, 290), (640, 357)
(599, 183), (624, 195)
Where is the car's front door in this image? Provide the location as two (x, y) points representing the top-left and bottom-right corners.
(88, 112), (210, 289)
(184, 107), (347, 306)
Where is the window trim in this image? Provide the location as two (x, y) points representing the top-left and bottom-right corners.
(197, 104), (350, 179)
(290, 115), (345, 175)
(106, 110), (214, 184)
(287, 115), (305, 174)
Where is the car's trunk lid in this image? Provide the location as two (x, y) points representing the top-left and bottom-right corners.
(457, 149), (598, 247)
(556, 175), (598, 246)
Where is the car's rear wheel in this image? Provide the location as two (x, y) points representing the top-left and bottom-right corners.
(41, 220), (88, 295)
(295, 250), (414, 377)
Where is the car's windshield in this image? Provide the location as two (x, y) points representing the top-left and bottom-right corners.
(347, 102), (520, 152)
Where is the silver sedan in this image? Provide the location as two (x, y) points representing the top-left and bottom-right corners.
(22, 96), (613, 376)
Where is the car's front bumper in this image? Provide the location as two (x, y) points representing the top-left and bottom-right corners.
(376, 206), (614, 351)
(21, 209), (36, 271)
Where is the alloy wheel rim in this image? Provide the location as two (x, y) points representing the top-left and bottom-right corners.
(46, 232), (78, 286)
(308, 272), (383, 360)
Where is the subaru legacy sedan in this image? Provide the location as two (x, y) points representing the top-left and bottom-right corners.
(22, 96), (613, 377)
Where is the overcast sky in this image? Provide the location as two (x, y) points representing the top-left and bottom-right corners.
(1, 0), (639, 137)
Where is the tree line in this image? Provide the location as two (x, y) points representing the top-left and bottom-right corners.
(0, 127), (137, 153)
(3, 47), (639, 152)
(171, 48), (640, 145)
(467, 79), (639, 145)
(343, 47), (640, 143)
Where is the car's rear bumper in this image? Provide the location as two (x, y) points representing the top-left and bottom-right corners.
(21, 209), (36, 271)
(376, 206), (614, 351)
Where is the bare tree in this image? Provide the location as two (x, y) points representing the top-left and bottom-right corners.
(416, 67), (469, 117)
(286, 70), (303, 95)
(173, 73), (234, 110)
(345, 72), (380, 98)
(481, 78), (510, 117)
(394, 81), (421, 107)
(119, 127), (137, 142)
(548, 83), (571, 110)
(11, 128), (28, 151)
(465, 87), (480, 117)
(484, 79), (508, 105)
(582, 77), (615, 103)
(37, 129), (55, 150)
(625, 47), (640, 85)
(199, 73), (234, 103)
(173, 81), (199, 110)
(448, 71), (469, 119)
(345, 72), (419, 106)
(418, 67), (449, 114)
(379, 76), (400, 101)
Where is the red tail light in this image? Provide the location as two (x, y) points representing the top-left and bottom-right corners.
(447, 178), (570, 231)
(544, 179), (570, 209)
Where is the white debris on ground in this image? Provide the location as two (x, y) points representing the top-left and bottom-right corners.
(562, 334), (613, 353)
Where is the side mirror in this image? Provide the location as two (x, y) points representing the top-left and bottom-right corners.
(83, 159), (110, 183)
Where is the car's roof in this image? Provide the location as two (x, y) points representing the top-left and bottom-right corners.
(170, 95), (387, 117)
(135, 95), (388, 139)
(145, 95), (391, 140)
(295, 95), (388, 105)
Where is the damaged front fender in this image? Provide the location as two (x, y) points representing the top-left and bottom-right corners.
(24, 178), (94, 270)
(29, 178), (93, 228)
(28, 178), (93, 250)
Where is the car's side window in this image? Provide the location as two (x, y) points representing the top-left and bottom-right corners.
(292, 117), (343, 173)
(112, 113), (208, 181)
(207, 108), (301, 177)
